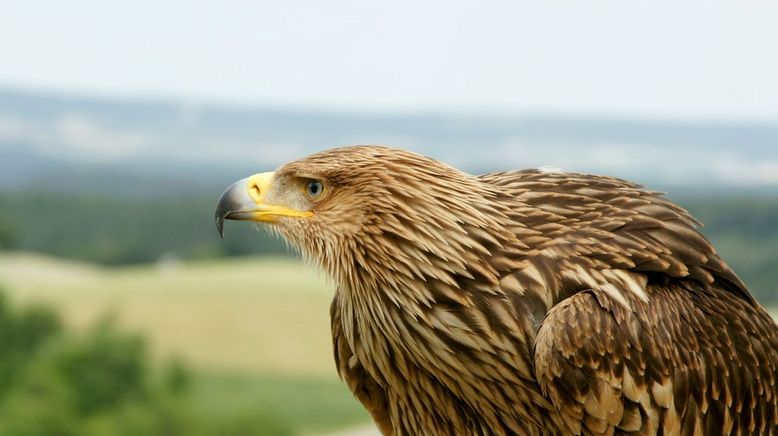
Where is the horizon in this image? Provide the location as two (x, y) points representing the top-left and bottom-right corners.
(5, 83), (778, 126)
(2, 85), (778, 190)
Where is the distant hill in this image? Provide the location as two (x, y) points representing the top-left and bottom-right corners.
(2, 86), (778, 196)
(1, 86), (777, 302)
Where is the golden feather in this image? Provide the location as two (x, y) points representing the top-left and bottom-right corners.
(217, 145), (778, 435)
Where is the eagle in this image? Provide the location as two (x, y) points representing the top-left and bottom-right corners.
(215, 145), (778, 435)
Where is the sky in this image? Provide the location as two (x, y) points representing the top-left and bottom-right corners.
(2, 0), (778, 120)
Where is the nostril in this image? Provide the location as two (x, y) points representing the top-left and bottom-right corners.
(247, 180), (263, 202)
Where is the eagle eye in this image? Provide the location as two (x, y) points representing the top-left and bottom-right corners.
(305, 180), (324, 199)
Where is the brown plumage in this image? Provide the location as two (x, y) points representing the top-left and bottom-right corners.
(215, 145), (778, 435)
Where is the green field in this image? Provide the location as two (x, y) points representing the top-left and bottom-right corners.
(0, 253), (371, 435)
(1, 252), (775, 435)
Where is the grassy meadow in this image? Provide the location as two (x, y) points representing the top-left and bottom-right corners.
(0, 253), (371, 435)
(0, 252), (775, 435)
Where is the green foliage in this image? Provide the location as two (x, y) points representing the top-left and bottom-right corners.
(0, 190), (289, 264)
(0, 218), (15, 250)
(2, 189), (777, 303)
(163, 358), (191, 396)
(191, 371), (369, 434)
(0, 292), (62, 397)
(53, 319), (148, 415)
(0, 289), (295, 436)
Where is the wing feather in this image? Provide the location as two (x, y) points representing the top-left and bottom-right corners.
(479, 169), (755, 305)
(534, 282), (778, 435)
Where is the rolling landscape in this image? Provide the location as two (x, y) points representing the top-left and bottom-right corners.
(1, 87), (777, 434)
(0, 253), (369, 435)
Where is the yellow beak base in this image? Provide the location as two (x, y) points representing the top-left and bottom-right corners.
(214, 172), (312, 237)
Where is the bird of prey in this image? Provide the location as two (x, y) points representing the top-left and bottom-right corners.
(215, 145), (778, 435)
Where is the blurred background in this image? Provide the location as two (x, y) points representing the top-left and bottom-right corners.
(1, 1), (777, 435)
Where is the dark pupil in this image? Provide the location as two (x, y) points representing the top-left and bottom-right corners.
(308, 181), (322, 196)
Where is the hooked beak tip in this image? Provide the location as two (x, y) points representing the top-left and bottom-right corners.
(215, 214), (225, 239)
(215, 177), (252, 239)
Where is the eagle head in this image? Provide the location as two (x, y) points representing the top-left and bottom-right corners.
(215, 146), (497, 285)
(215, 145), (507, 292)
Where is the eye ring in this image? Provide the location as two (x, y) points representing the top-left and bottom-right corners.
(305, 180), (324, 199)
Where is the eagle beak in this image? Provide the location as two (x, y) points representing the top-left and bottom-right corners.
(214, 172), (313, 238)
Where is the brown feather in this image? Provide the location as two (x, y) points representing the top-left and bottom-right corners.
(249, 145), (778, 435)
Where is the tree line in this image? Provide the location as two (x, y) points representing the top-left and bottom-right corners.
(1, 190), (777, 303)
